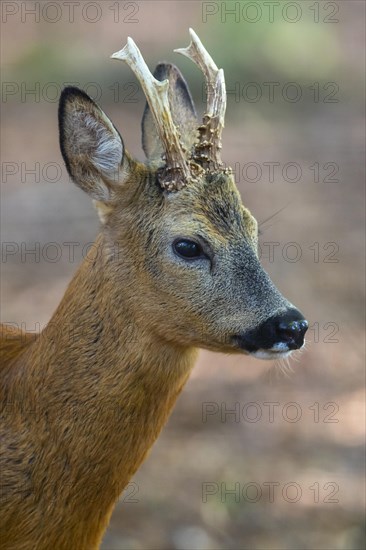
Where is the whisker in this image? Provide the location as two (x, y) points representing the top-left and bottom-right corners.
(258, 220), (282, 235)
(258, 203), (293, 230)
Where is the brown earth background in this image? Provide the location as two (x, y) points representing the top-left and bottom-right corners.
(1, 1), (365, 549)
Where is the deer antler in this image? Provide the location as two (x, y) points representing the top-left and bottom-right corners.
(175, 28), (227, 171)
(111, 37), (191, 191)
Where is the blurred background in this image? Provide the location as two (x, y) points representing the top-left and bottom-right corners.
(1, 1), (365, 549)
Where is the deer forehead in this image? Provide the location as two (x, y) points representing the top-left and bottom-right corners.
(133, 171), (258, 245)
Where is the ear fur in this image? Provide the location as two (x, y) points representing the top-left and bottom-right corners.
(59, 86), (124, 201)
(141, 63), (198, 162)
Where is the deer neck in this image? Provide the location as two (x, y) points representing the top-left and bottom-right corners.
(9, 233), (198, 548)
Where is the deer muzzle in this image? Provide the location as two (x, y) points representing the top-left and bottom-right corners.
(233, 308), (308, 359)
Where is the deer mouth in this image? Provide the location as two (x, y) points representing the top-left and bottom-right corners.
(236, 341), (305, 361)
(248, 348), (294, 361)
(234, 342), (302, 361)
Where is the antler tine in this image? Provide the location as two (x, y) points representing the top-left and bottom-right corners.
(174, 28), (226, 170)
(111, 37), (191, 191)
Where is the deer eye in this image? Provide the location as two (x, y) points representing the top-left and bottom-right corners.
(173, 239), (204, 260)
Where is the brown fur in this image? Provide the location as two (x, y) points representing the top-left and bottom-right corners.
(1, 238), (197, 549)
(1, 65), (295, 549)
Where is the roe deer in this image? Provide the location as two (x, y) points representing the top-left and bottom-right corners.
(0, 29), (308, 550)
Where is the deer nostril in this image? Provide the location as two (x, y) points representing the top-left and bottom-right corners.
(278, 319), (308, 347)
(279, 320), (298, 334)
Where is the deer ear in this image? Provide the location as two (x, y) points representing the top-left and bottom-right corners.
(141, 63), (198, 161)
(59, 86), (124, 201)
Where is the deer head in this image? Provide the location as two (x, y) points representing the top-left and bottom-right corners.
(58, 29), (308, 360)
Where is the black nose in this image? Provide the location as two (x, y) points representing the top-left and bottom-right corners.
(277, 316), (308, 350)
(235, 308), (308, 353)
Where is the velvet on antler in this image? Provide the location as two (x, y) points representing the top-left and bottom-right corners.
(112, 29), (228, 190)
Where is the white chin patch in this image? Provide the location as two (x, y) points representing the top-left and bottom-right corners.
(250, 343), (291, 361)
